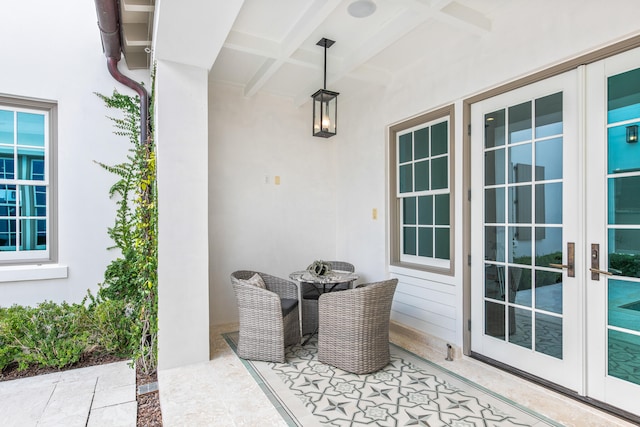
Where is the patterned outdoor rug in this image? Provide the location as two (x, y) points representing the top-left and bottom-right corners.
(223, 332), (560, 427)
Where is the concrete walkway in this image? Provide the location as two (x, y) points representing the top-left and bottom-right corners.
(0, 361), (136, 427)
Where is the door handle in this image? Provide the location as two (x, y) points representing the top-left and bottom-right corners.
(589, 267), (613, 276)
(590, 243), (611, 280)
(549, 242), (575, 277)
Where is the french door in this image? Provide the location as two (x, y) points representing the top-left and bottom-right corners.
(470, 47), (640, 415)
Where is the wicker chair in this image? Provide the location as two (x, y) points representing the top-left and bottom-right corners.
(231, 270), (300, 363)
(317, 278), (398, 374)
(301, 261), (355, 336)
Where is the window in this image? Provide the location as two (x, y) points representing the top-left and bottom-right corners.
(389, 105), (454, 274)
(0, 95), (56, 264)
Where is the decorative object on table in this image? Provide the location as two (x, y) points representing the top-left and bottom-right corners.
(301, 261), (355, 336)
(318, 278), (398, 374)
(307, 259), (332, 277)
(230, 270), (300, 363)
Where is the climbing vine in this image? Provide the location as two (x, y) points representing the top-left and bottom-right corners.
(95, 73), (157, 374)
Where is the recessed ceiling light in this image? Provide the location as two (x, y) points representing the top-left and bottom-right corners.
(347, 0), (376, 18)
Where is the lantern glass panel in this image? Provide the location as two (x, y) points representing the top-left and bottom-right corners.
(312, 89), (338, 137)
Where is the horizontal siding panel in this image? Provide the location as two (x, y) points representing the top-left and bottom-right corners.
(391, 310), (456, 343)
(395, 282), (455, 307)
(393, 291), (455, 320)
(392, 300), (456, 331)
(390, 271), (458, 343)
(392, 272), (455, 293)
(390, 265), (456, 286)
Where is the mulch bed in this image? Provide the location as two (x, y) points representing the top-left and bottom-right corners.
(0, 352), (162, 426)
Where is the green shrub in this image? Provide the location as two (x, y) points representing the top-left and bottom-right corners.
(88, 298), (138, 357)
(0, 297), (142, 372)
(0, 308), (21, 371)
(0, 302), (90, 371)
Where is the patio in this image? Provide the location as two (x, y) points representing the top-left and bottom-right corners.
(1, 324), (636, 426)
(156, 324), (636, 426)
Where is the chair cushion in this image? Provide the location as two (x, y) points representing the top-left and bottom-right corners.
(280, 298), (298, 317)
(302, 290), (320, 300)
(241, 273), (266, 289)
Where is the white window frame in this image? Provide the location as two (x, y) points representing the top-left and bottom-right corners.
(389, 105), (455, 275)
(0, 95), (57, 265)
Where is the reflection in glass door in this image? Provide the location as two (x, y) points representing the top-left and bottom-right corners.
(471, 70), (581, 392)
(473, 48), (640, 416)
(484, 93), (565, 359)
(606, 67), (640, 388)
(484, 92), (563, 359)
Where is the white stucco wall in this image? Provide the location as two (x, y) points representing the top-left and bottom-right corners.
(0, 0), (150, 306)
(208, 83), (338, 324)
(337, 0), (640, 348)
(156, 60), (210, 370)
(206, 0), (640, 350)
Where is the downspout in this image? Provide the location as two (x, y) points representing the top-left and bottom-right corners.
(94, 0), (149, 145)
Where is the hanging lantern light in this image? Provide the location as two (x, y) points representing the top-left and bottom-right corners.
(312, 38), (339, 138)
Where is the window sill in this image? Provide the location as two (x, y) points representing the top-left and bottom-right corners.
(0, 264), (68, 283)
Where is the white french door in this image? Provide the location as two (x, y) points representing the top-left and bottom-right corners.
(470, 46), (640, 415)
(584, 47), (640, 414)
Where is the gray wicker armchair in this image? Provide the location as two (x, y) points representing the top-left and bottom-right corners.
(231, 270), (300, 363)
(317, 278), (398, 374)
(301, 261), (355, 336)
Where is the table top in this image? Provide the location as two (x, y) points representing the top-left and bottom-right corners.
(289, 270), (359, 284)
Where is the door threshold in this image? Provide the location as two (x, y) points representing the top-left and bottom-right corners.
(470, 352), (640, 425)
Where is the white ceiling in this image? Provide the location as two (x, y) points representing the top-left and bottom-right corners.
(208, 0), (508, 106)
(120, 0), (510, 103)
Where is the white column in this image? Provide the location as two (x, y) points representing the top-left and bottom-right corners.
(155, 59), (209, 370)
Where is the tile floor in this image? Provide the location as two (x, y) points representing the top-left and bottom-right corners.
(0, 360), (136, 427)
(158, 323), (638, 427)
(3, 324), (635, 426)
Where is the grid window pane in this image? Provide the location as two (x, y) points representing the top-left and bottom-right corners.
(434, 228), (450, 260)
(485, 110), (505, 148)
(608, 67), (640, 124)
(0, 110), (14, 145)
(485, 188), (505, 223)
(485, 148), (505, 186)
(399, 164), (413, 193)
(403, 197), (416, 225)
(435, 194), (449, 225)
(418, 195), (433, 225)
(535, 92), (563, 138)
(431, 157), (448, 189)
(431, 122), (448, 155)
(17, 112), (45, 147)
(509, 101), (532, 143)
(414, 128), (429, 159)
(399, 133), (412, 163)
(418, 227), (433, 257)
(403, 227), (417, 255)
(535, 137), (563, 180)
(414, 160), (429, 191)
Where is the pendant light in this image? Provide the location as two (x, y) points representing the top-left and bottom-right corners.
(311, 38), (339, 138)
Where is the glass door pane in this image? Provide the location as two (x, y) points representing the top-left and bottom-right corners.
(606, 67), (640, 386)
(482, 92), (565, 359)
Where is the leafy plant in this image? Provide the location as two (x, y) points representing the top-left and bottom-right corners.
(0, 302), (90, 371)
(95, 71), (158, 374)
(609, 253), (640, 278)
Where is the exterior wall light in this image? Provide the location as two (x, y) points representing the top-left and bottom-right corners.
(312, 38), (339, 138)
(627, 124), (638, 143)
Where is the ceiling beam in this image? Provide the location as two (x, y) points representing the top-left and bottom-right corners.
(241, 0), (343, 97)
(294, 6), (428, 107)
(403, 0), (491, 35)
